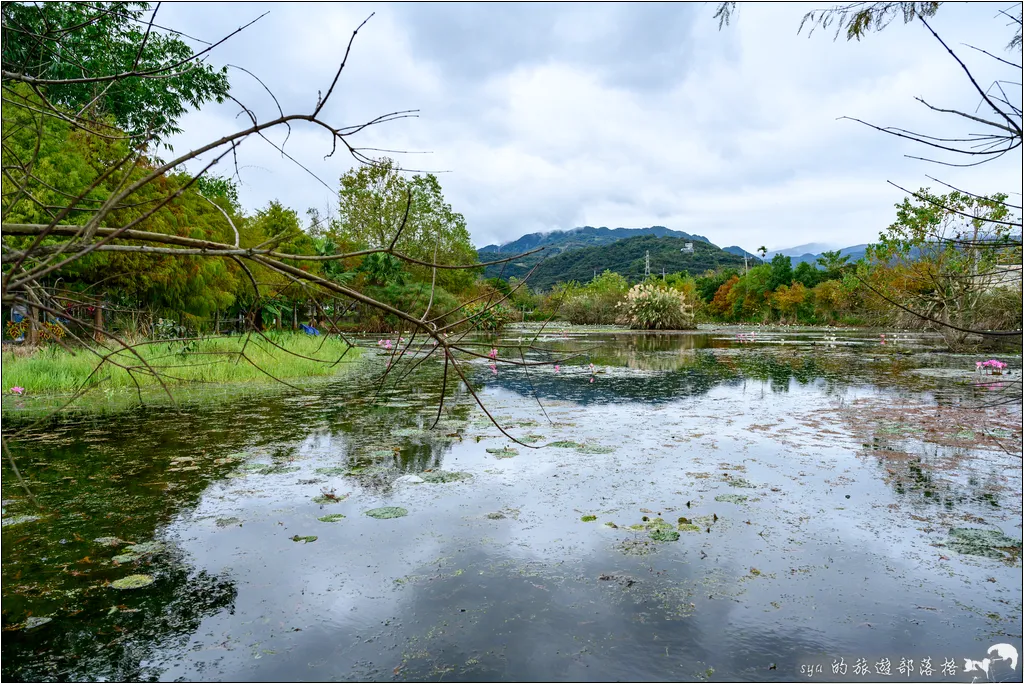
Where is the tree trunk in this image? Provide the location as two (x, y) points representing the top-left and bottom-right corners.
(214, 308), (220, 335)
(292, 304), (298, 331)
(27, 305), (39, 345)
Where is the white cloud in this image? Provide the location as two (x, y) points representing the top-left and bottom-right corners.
(162, 2), (1022, 255)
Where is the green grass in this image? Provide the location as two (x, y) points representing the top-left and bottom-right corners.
(1, 332), (361, 395)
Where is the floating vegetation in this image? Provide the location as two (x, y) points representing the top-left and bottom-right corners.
(109, 574), (154, 590)
(317, 513), (346, 522)
(725, 476), (757, 488)
(941, 528), (1022, 560)
(547, 441), (581, 449)
(93, 536), (125, 547)
(1, 514), (41, 527)
(649, 529), (680, 542)
(365, 506), (408, 519)
(419, 470), (472, 484)
(392, 427), (430, 438)
(312, 493), (347, 504)
(23, 616), (52, 630)
(291, 535), (318, 543)
(714, 493), (748, 504)
(112, 541), (164, 564)
(238, 462), (299, 476)
(576, 443), (616, 454)
(215, 517), (241, 527)
(520, 434), (545, 444)
(618, 538), (657, 556)
(678, 523), (702, 532)
(314, 466), (349, 476)
(580, 515), (598, 522)
(485, 512), (506, 520)
(485, 447), (518, 458)
(604, 522), (618, 528)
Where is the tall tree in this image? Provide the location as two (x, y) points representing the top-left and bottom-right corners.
(336, 158), (479, 293)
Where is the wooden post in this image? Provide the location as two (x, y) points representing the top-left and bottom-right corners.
(93, 303), (104, 342)
(292, 303), (298, 331)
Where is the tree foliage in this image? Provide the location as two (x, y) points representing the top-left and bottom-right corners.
(336, 158), (479, 294)
(2, 2), (230, 141)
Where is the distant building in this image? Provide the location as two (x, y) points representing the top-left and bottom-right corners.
(681, 242), (694, 253)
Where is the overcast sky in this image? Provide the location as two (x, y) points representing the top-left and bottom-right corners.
(162, 2), (1022, 252)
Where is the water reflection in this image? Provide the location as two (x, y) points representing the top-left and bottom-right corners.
(2, 330), (1021, 681)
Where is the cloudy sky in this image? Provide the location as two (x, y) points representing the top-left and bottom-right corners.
(162, 2), (1022, 252)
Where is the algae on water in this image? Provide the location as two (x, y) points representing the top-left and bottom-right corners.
(942, 528), (1022, 559)
(715, 493), (748, 504)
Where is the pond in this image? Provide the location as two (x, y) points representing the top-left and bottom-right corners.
(2, 326), (1022, 682)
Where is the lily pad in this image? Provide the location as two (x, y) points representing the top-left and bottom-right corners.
(486, 447), (519, 458)
(291, 535), (318, 543)
(110, 574), (154, 590)
(548, 441), (581, 449)
(365, 506), (408, 519)
(317, 513), (346, 522)
(715, 493), (748, 504)
(580, 515), (598, 522)
(943, 528), (1022, 559)
(485, 512), (506, 520)
(649, 529), (680, 542)
(725, 477), (757, 488)
(420, 470), (472, 484)
(215, 517), (242, 527)
(678, 523), (702, 532)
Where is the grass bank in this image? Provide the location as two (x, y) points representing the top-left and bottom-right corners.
(1, 332), (362, 395)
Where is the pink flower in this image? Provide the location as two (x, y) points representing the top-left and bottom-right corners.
(490, 364), (498, 375)
(554, 365), (560, 373)
(590, 377), (594, 383)
(488, 348), (498, 360)
(10, 386), (24, 395)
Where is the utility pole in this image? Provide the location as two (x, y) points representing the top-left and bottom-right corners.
(644, 250), (650, 278)
(744, 253), (748, 275)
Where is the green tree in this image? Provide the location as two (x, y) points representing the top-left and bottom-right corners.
(336, 158), (479, 293)
(2, 2), (230, 141)
(767, 253), (794, 291)
(863, 189), (1022, 348)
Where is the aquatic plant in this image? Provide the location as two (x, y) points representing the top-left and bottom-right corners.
(580, 515), (598, 522)
(365, 506), (408, 519)
(317, 514), (346, 522)
(109, 574), (154, 590)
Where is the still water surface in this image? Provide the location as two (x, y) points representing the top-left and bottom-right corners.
(2, 328), (1021, 682)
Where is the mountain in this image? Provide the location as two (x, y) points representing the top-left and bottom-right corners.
(779, 244), (869, 266)
(521, 235), (754, 291)
(722, 246), (758, 260)
(478, 225), (711, 280)
(765, 242), (838, 259)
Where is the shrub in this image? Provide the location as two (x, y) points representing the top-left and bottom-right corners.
(465, 302), (513, 331)
(618, 283), (695, 330)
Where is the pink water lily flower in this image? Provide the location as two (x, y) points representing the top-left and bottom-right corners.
(554, 365), (560, 373)
(10, 386), (25, 395)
